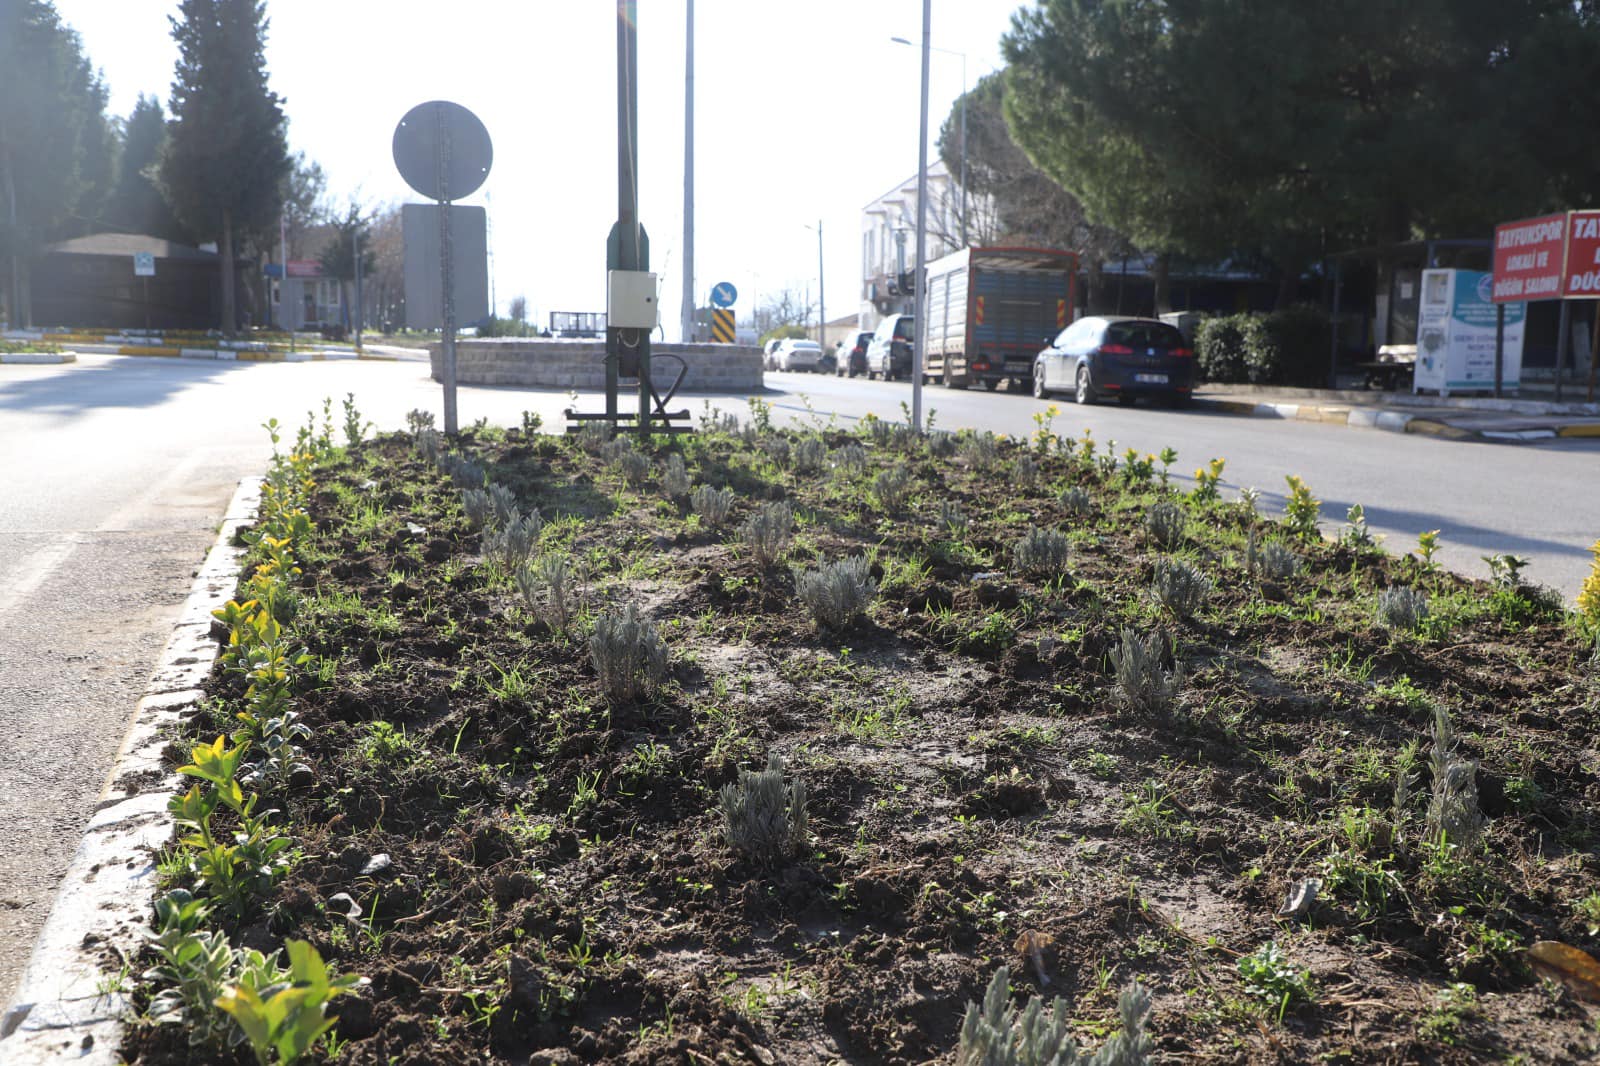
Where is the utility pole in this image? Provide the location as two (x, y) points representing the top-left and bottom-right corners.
(353, 222), (364, 354)
(680, 0), (695, 344)
(817, 220), (825, 356)
(911, 0), (931, 432)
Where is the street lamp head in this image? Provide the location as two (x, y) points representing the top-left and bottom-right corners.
(889, 36), (912, 45)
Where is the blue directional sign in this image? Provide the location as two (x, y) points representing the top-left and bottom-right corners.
(710, 281), (737, 308)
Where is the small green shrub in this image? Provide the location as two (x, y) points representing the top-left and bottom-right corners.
(1195, 314), (1249, 383)
(589, 602), (667, 702)
(1012, 526), (1071, 577)
(483, 509), (542, 570)
(1145, 500), (1186, 548)
(739, 501), (794, 566)
(833, 443), (867, 476)
(1111, 627), (1180, 714)
(795, 556), (877, 629)
(1254, 539), (1300, 582)
(1152, 557), (1213, 619)
(516, 553), (576, 632)
(1260, 304), (1334, 387)
(720, 753), (807, 863)
(956, 966), (1153, 1066)
(940, 499), (968, 535)
(793, 436), (827, 474)
(1426, 706), (1482, 850)
(873, 467), (913, 513)
(691, 484), (735, 528)
(1377, 586), (1429, 631)
(663, 453), (691, 498)
(1060, 486), (1092, 518)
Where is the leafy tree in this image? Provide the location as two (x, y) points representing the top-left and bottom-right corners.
(316, 203), (376, 331)
(1003, 0), (1600, 305)
(158, 0), (290, 334)
(940, 71), (1130, 312)
(0, 0), (115, 324)
(105, 95), (189, 241)
(281, 151), (326, 258)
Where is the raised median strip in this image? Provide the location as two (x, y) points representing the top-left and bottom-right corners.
(0, 479), (259, 1066)
(1195, 393), (1600, 442)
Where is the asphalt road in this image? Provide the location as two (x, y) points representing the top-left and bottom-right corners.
(1, 352), (1597, 1005)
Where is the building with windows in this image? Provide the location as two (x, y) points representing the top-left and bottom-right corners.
(859, 159), (993, 330)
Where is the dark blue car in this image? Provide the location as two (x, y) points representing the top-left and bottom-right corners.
(1032, 316), (1195, 407)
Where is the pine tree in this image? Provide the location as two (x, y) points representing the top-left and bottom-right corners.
(0, 0), (113, 325)
(158, 0), (289, 334)
(107, 95), (189, 241)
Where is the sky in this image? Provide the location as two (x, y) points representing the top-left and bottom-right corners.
(53, 0), (1027, 340)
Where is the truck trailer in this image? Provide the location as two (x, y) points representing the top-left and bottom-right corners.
(922, 246), (1078, 390)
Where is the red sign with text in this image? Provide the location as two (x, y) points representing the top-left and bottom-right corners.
(286, 259), (321, 278)
(1492, 213), (1567, 303)
(1562, 210), (1600, 298)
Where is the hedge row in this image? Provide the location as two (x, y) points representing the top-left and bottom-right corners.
(1194, 305), (1332, 386)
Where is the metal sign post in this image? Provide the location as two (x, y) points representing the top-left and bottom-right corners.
(133, 252), (155, 331)
(393, 100), (493, 436)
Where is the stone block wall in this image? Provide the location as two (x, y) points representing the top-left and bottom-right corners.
(428, 339), (764, 392)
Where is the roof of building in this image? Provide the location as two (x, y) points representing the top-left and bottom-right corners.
(45, 233), (219, 261)
(861, 158), (952, 212)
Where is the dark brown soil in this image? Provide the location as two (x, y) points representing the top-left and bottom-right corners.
(122, 420), (1600, 1063)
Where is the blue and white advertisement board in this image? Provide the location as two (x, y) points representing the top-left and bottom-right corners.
(1415, 269), (1525, 395)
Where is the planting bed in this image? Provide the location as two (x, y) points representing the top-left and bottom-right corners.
(122, 408), (1600, 1063)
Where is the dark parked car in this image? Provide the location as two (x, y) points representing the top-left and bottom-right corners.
(835, 330), (873, 377)
(1032, 316), (1195, 406)
(866, 314), (914, 381)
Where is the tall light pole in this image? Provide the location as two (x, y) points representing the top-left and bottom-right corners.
(680, 0), (695, 343)
(911, 0), (930, 433)
(891, 35), (967, 247)
(806, 221), (824, 353)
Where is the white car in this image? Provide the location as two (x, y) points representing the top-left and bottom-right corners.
(771, 339), (824, 372)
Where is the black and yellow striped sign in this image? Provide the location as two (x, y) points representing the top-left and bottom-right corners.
(710, 307), (735, 343)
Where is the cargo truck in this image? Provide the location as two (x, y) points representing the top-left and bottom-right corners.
(922, 246), (1079, 390)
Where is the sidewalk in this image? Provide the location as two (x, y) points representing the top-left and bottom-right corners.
(1192, 380), (1600, 442)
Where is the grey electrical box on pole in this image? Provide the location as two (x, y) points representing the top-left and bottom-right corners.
(392, 100), (493, 435)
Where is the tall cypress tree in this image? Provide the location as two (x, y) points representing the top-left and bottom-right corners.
(158, 0), (289, 334)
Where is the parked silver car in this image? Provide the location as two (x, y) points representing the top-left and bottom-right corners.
(772, 338), (825, 372)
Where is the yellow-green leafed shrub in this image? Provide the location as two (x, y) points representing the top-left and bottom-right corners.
(1578, 538), (1600, 626)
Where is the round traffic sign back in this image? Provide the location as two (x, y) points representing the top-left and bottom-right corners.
(392, 100), (493, 202)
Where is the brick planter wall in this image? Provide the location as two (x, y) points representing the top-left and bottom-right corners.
(428, 339), (764, 391)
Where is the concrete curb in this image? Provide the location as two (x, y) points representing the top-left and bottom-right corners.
(0, 352), (77, 364)
(0, 479), (259, 1065)
(1193, 395), (1600, 443)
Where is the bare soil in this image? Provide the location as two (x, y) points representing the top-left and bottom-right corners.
(121, 419), (1600, 1063)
